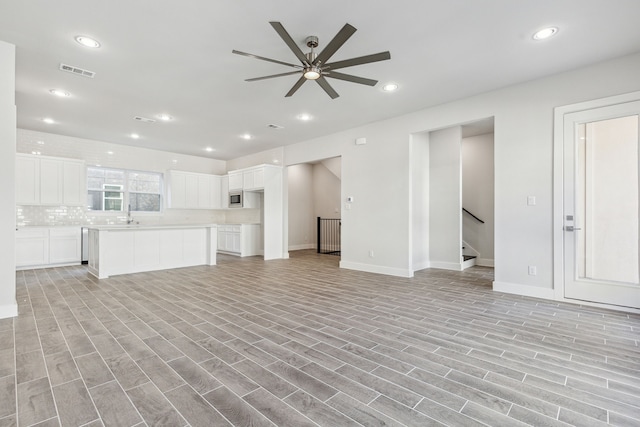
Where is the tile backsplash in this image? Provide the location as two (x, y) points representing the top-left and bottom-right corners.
(16, 205), (260, 227)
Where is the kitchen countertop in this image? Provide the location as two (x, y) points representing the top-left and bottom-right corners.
(87, 223), (218, 231)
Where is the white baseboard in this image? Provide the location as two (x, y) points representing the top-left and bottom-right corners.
(429, 261), (463, 271)
(340, 261), (413, 278)
(476, 258), (494, 267)
(0, 302), (18, 319)
(288, 244), (315, 251)
(412, 260), (431, 272)
(493, 281), (555, 300)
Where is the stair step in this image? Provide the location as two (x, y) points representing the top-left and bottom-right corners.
(463, 255), (477, 261)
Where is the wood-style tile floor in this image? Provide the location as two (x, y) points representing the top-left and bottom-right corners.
(2, 250), (639, 426)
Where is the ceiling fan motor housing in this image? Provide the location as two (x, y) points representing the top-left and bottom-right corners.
(305, 36), (319, 48)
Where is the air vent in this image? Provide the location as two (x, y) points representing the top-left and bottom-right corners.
(59, 63), (95, 78)
(267, 124), (284, 130)
(134, 116), (156, 123)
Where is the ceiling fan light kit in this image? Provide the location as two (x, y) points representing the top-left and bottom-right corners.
(233, 22), (391, 99)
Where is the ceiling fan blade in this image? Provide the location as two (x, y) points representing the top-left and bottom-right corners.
(323, 51), (391, 71)
(324, 71), (378, 86)
(313, 23), (357, 66)
(246, 71), (301, 82)
(232, 50), (302, 69)
(269, 22), (310, 66)
(316, 76), (339, 99)
(285, 76), (307, 97)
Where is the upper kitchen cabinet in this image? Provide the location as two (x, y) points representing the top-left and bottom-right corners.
(228, 171), (243, 191)
(16, 154), (85, 206)
(166, 170), (221, 209)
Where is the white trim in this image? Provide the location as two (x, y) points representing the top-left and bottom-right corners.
(429, 261), (463, 271)
(493, 281), (555, 300)
(288, 244), (315, 251)
(553, 90), (640, 301)
(340, 261), (413, 278)
(476, 258), (494, 267)
(0, 302), (18, 319)
(412, 260), (431, 272)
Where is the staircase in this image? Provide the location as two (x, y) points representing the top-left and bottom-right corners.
(462, 244), (477, 270)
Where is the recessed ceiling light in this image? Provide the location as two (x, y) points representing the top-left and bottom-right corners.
(297, 113), (312, 121)
(172, 159), (178, 164)
(273, 159), (279, 164)
(205, 147), (215, 152)
(107, 151), (114, 155)
(31, 151), (41, 155)
(382, 83), (398, 92)
(49, 89), (70, 97)
(130, 133), (140, 139)
(42, 117), (55, 124)
(241, 133), (252, 140)
(533, 27), (558, 40)
(157, 114), (173, 121)
(36, 140), (45, 145)
(75, 35), (101, 48)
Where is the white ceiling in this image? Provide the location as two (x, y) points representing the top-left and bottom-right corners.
(1, 0), (640, 160)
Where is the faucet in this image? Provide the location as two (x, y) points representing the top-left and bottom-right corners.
(127, 204), (135, 224)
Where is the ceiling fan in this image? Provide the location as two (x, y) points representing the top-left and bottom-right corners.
(232, 22), (391, 99)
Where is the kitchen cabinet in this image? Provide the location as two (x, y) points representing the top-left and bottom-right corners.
(49, 227), (82, 264)
(217, 224), (260, 256)
(220, 175), (229, 209)
(228, 171), (243, 191)
(16, 227), (81, 269)
(15, 154), (85, 206)
(166, 170), (221, 209)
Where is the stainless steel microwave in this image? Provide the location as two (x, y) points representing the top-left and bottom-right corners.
(229, 191), (243, 208)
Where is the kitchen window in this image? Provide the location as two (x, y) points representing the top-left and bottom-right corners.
(87, 167), (163, 212)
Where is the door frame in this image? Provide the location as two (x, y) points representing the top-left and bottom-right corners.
(553, 90), (640, 313)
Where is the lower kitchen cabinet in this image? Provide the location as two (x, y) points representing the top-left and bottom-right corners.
(16, 227), (81, 269)
(217, 224), (260, 257)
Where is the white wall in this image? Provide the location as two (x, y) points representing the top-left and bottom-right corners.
(462, 133), (494, 265)
(313, 161), (341, 219)
(283, 51), (640, 297)
(410, 132), (429, 271)
(287, 163), (314, 250)
(0, 41), (17, 319)
(429, 126), (462, 270)
(226, 147), (284, 172)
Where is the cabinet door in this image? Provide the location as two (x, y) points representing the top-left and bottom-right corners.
(253, 168), (265, 189)
(197, 175), (212, 209)
(231, 232), (241, 253)
(185, 174), (199, 208)
(243, 170), (254, 190)
(168, 172), (186, 208)
(49, 228), (81, 264)
(39, 158), (64, 205)
(210, 175), (222, 209)
(217, 230), (226, 251)
(63, 161), (85, 206)
(225, 233), (236, 252)
(16, 155), (39, 204)
(221, 175), (229, 208)
(228, 172), (243, 190)
(16, 228), (49, 267)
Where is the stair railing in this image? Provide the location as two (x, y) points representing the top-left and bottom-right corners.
(462, 208), (485, 224)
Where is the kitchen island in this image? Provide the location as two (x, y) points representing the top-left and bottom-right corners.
(87, 224), (217, 279)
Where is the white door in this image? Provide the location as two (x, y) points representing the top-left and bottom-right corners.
(563, 101), (640, 308)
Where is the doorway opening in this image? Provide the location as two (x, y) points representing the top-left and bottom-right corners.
(287, 157), (342, 259)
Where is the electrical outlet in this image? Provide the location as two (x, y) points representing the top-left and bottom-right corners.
(528, 266), (537, 276)
(369, 250), (374, 258)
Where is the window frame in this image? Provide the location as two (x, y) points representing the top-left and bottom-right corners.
(86, 166), (164, 214)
